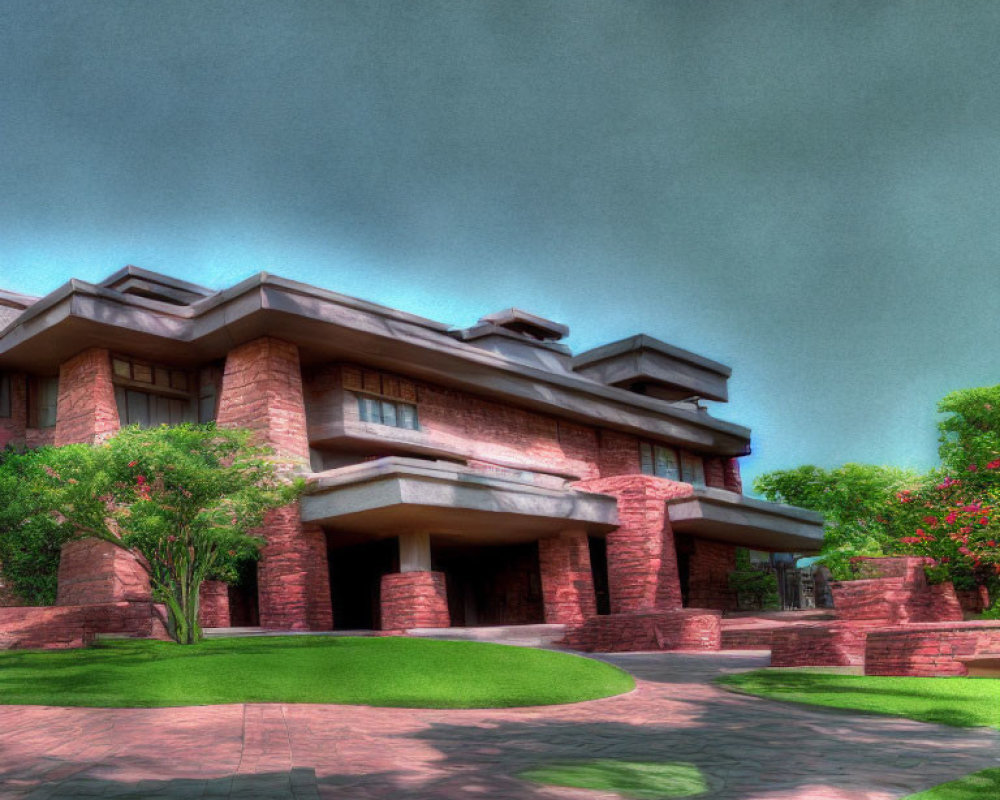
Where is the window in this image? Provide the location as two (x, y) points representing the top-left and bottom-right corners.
(357, 395), (419, 430)
(639, 442), (705, 486)
(28, 376), (58, 428)
(111, 355), (199, 428)
(0, 373), (10, 418)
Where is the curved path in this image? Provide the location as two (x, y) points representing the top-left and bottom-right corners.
(1, 651), (998, 799)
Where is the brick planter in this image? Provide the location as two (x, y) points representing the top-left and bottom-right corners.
(865, 621), (1000, 677)
(561, 609), (721, 652)
(380, 571), (450, 630)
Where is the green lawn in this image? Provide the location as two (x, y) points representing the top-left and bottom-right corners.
(519, 760), (707, 799)
(718, 669), (1000, 800)
(0, 635), (634, 708)
(717, 668), (1000, 728)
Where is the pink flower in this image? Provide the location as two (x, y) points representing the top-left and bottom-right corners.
(961, 526), (973, 535)
(969, 464), (979, 472)
(900, 536), (923, 544)
(945, 513), (958, 524)
(988, 460), (1000, 470)
(980, 516), (991, 526)
(922, 516), (938, 527)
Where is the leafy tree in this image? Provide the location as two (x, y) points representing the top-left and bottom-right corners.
(753, 463), (919, 578)
(0, 447), (75, 604)
(35, 424), (299, 644)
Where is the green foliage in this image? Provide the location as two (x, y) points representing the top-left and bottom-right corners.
(938, 384), (1000, 478)
(753, 463), (918, 578)
(0, 636), (635, 708)
(903, 768), (1000, 800)
(0, 447), (75, 604)
(35, 424), (299, 644)
(727, 549), (780, 609)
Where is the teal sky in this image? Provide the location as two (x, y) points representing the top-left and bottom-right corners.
(2, 1), (999, 491)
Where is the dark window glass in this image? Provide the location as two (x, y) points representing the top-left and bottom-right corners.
(357, 395), (418, 430)
(37, 377), (58, 428)
(0, 373), (10, 418)
(638, 442), (680, 481)
(681, 452), (706, 487)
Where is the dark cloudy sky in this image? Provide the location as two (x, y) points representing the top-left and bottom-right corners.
(2, 1), (999, 489)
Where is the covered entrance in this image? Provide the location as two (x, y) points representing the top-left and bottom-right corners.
(301, 457), (619, 630)
(433, 541), (543, 626)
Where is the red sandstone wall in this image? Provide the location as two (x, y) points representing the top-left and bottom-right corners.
(217, 337), (311, 468)
(304, 363), (728, 483)
(686, 539), (738, 610)
(573, 475), (692, 613)
(255, 507), (332, 630)
(770, 622), (872, 667)
(217, 338), (333, 631)
(864, 622), (1000, 677)
(0, 602), (169, 650)
(380, 571), (450, 629)
(54, 348), (120, 446)
(724, 458), (742, 493)
(56, 539), (151, 606)
(198, 580), (230, 628)
(537, 532), (597, 624)
(562, 609), (721, 652)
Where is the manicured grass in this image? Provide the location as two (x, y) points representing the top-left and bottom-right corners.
(519, 760), (707, 799)
(717, 669), (1000, 728)
(0, 636), (634, 708)
(902, 769), (1000, 800)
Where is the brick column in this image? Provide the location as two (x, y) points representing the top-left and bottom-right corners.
(217, 337), (333, 630)
(380, 571), (450, 630)
(538, 530), (597, 624)
(723, 458), (743, 493)
(573, 475), (693, 613)
(56, 539), (151, 605)
(198, 580), (231, 628)
(54, 348), (120, 446)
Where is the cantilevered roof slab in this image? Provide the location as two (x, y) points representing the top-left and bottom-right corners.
(666, 487), (824, 553)
(301, 457), (619, 545)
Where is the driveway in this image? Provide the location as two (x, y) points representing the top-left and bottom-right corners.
(1, 651), (997, 799)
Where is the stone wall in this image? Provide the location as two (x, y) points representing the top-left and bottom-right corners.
(537, 532), (597, 624)
(562, 609), (721, 652)
(54, 348), (120, 446)
(380, 571), (450, 630)
(55, 539), (151, 606)
(865, 621), (1000, 677)
(573, 475), (692, 614)
(217, 338), (333, 630)
(0, 602), (170, 650)
(770, 622), (874, 667)
(198, 580), (230, 628)
(687, 539), (738, 610)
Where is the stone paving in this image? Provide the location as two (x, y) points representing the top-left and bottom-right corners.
(0, 651), (998, 799)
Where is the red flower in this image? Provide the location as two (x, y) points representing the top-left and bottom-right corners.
(988, 460), (1000, 470)
(900, 536), (923, 544)
(128, 460), (138, 468)
(922, 516), (938, 526)
(961, 526), (973, 535)
(945, 513), (958, 525)
(969, 464), (979, 472)
(980, 516), (990, 526)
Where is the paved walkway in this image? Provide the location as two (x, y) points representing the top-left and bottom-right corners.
(1, 651), (998, 799)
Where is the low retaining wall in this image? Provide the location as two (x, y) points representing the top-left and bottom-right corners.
(770, 621), (880, 667)
(562, 609), (721, 652)
(865, 621), (1000, 677)
(0, 602), (170, 650)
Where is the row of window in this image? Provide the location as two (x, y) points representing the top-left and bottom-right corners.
(357, 395), (419, 430)
(3, 370), (710, 484)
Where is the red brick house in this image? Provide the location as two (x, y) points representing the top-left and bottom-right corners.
(0, 266), (823, 635)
